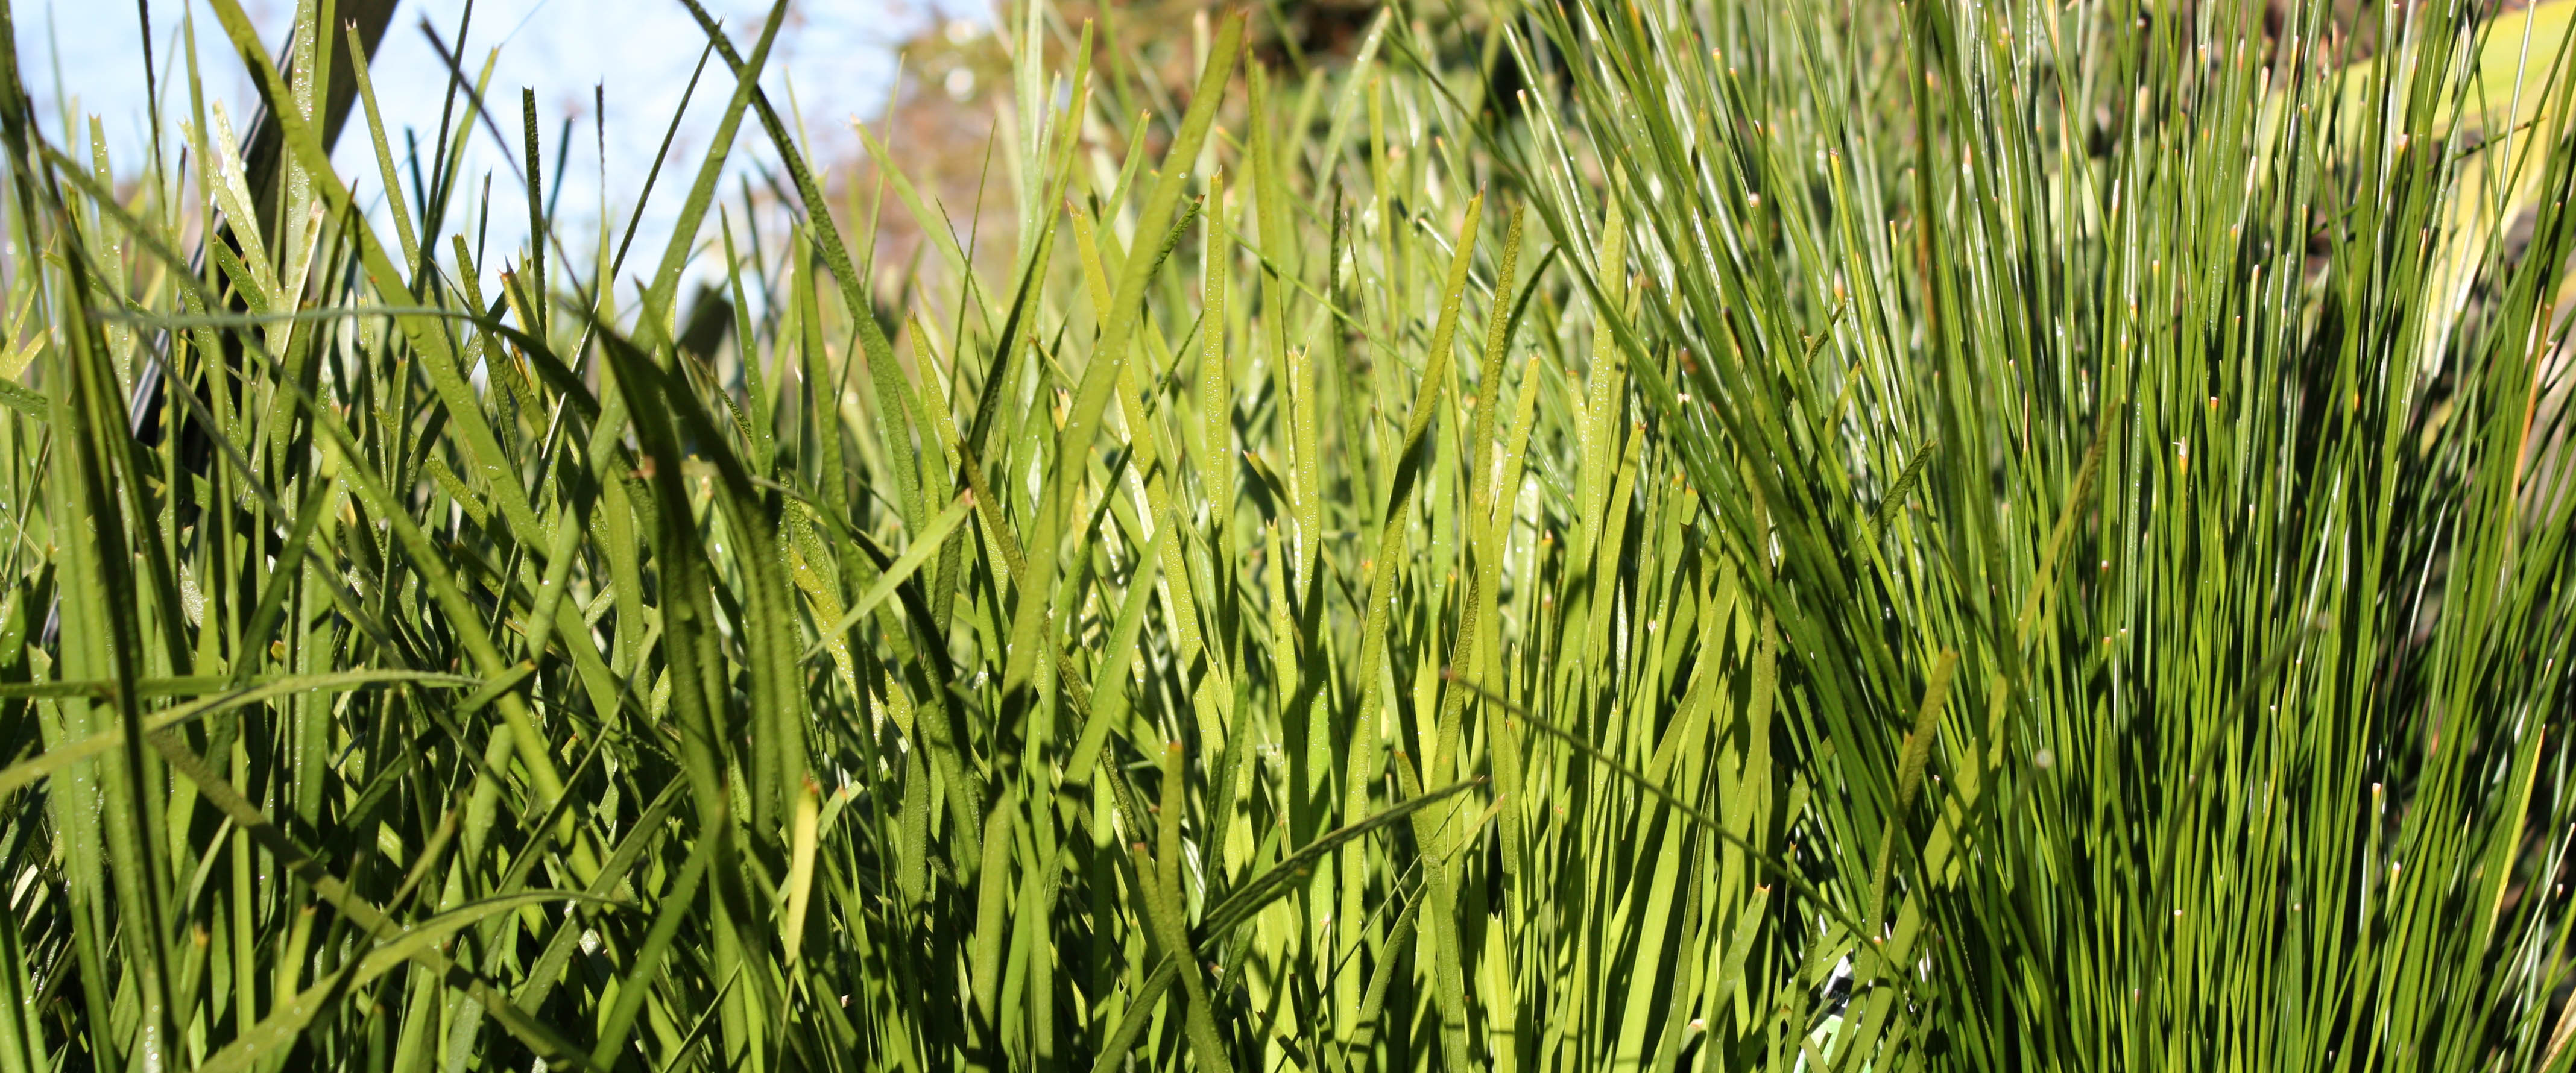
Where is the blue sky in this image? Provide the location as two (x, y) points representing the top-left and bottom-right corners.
(16, 0), (979, 279)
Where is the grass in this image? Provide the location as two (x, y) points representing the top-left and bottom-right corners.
(1, 0), (2574, 1068)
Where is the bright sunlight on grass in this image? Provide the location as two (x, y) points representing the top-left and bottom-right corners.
(2, 0), (2575, 1069)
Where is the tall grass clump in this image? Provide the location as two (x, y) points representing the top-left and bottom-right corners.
(3, 0), (2575, 1067)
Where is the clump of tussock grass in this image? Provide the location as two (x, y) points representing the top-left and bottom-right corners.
(2, 0), (2574, 1069)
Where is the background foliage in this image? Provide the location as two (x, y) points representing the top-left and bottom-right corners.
(3, 0), (2575, 1069)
